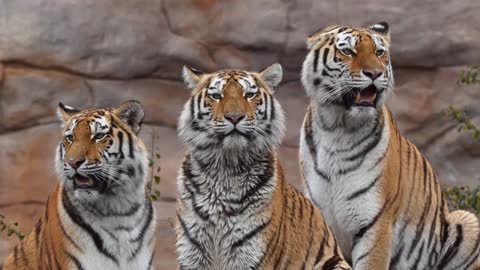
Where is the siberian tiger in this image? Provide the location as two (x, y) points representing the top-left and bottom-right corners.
(175, 63), (351, 270)
(3, 101), (156, 270)
(299, 22), (480, 269)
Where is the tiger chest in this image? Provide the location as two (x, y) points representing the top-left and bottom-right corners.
(185, 214), (266, 270)
(303, 142), (384, 258)
(66, 229), (154, 270)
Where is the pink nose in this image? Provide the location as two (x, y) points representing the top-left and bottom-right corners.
(67, 158), (85, 169)
(224, 112), (245, 124)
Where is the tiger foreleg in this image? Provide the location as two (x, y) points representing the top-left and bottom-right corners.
(351, 216), (393, 270)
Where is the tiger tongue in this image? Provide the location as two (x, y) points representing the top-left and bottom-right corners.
(355, 87), (377, 104)
(74, 174), (94, 186)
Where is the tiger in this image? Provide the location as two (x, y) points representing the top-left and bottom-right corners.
(299, 22), (480, 269)
(175, 63), (352, 270)
(2, 101), (156, 270)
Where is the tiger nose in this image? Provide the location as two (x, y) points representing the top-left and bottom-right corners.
(362, 69), (383, 80)
(224, 112), (245, 124)
(67, 157), (85, 169)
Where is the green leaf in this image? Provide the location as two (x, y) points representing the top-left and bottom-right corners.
(154, 176), (161, 184)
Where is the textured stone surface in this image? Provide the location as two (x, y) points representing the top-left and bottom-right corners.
(0, 0), (479, 81)
(0, 0), (479, 268)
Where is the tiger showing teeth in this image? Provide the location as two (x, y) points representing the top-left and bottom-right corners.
(299, 22), (480, 270)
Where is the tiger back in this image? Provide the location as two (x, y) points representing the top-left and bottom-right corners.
(299, 22), (480, 270)
(3, 101), (156, 270)
(175, 63), (351, 270)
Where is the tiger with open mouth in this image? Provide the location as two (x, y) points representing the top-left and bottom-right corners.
(3, 101), (156, 270)
(299, 22), (480, 270)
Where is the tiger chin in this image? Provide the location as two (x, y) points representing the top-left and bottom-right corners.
(175, 63), (351, 270)
(300, 22), (480, 269)
(3, 101), (156, 270)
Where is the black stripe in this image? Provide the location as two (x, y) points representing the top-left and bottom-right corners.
(126, 131), (134, 158)
(45, 196), (50, 221)
(56, 207), (82, 251)
(231, 218), (270, 249)
(62, 189), (119, 265)
(353, 202), (386, 248)
(263, 91), (269, 120)
(390, 245), (403, 267)
(304, 109), (331, 182)
(322, 48), (341, 72)
(301, 203), (315, 269)
(427, 184), (440, 250)
(314, 219), (329, 266)
(177, 214), (205, 253)
(66, 251), (85, 270)
(438, 224), (463, 270)
(411, 241), (425, 270)
(273, 185), (289, 269)
(313, 49), (320, 72)
(48, 230), (62, 270)
(346, 174), (380, 201)
(427, 237), (439, 267)
(331, 116), (383, 154)
(407, 157), (432, 259)
(117, 130), (124, 159)
(196, 93), (204, 120)
(269, 93), (275, 120)
(129, 201), (154, 260)
(147, 251), (154, 270)
(322, 255), (343, 270)
(455, 229), (480, 269)
(262, 180), (287, 268)
(34, 219), (42, 247)
(226, 162), (273, 204)
(343, 125), (383, 162)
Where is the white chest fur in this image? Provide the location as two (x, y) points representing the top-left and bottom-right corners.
(299, 111), (390, 257)
(176, 165), (272, 270)
(57, 195), (156, 270)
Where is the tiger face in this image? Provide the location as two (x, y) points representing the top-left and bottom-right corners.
(302, 22), (394, 118)
(55, 101), (147, 202)
(178, 63), (285, 153)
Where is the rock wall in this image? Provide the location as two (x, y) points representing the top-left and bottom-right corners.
(0, 0), (479, 268)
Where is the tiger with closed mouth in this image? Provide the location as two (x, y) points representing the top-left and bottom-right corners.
(3, 101), (156, 270)
(175, 63), (351, 270)
(299, 22), (480, 269)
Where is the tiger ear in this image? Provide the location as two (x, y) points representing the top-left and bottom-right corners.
(182, 66), (204, 90)
(114, 100), (144, 134)
(369, 22), (390, 39)
(259, 63), (283, 90)
(57, 102), (79, 123)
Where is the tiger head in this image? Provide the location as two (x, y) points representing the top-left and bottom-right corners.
(302, 22), (393, 119)
(55, 101), (148, 202)
(178, 64), (285, 154)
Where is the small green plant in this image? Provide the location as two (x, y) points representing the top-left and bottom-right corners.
(446, 105), (480, 142)
(147, 152), (161, 201)
(0, 214), (25, 240)
(447, 65), (480, 142)
(443, 186), (480, 215)
(458, 65), (479, 85)
(443, 66), (480, 216)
